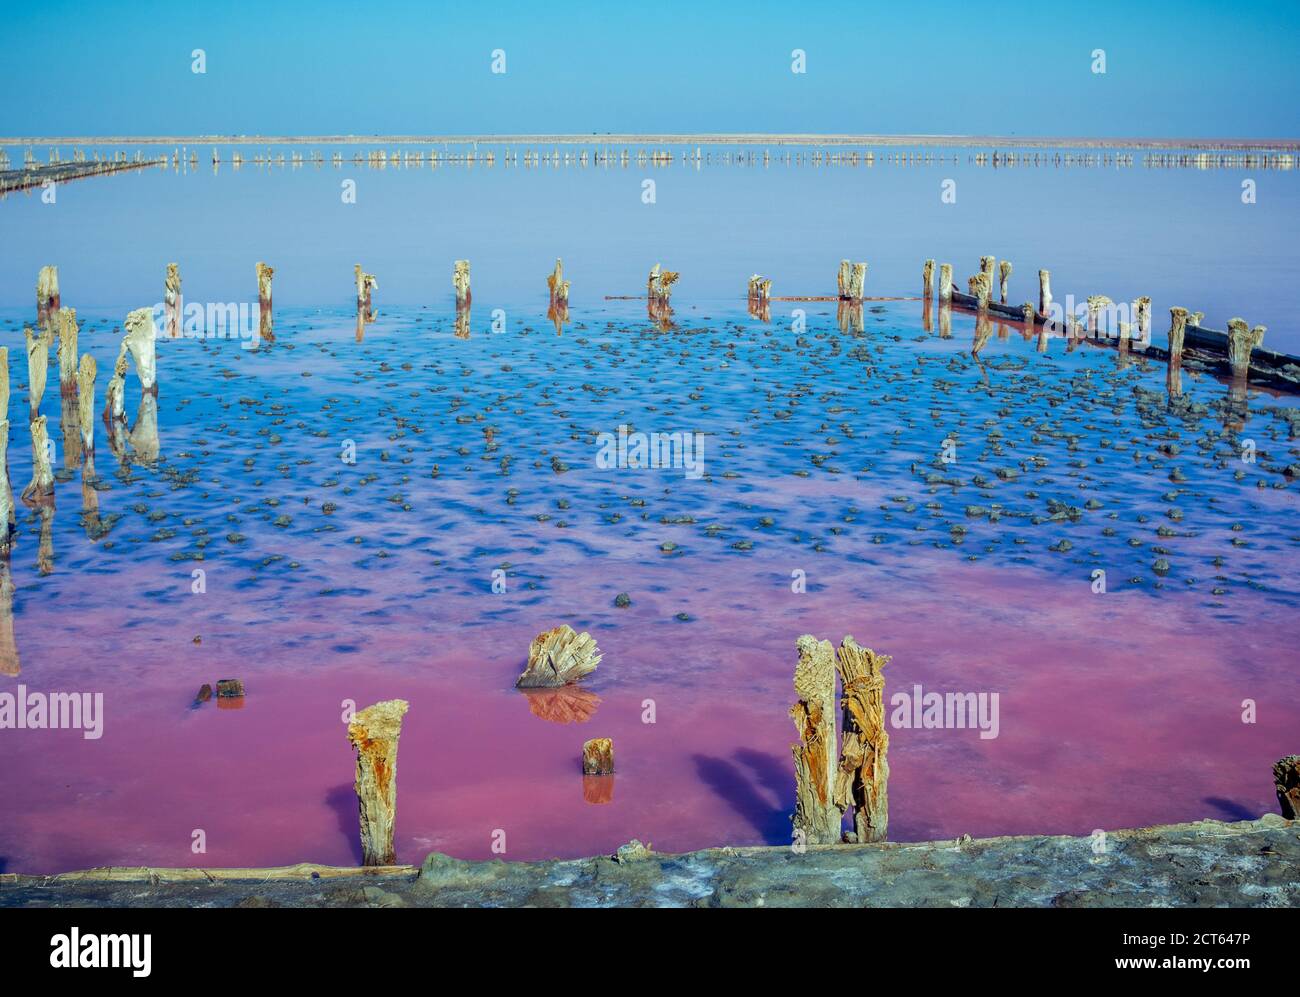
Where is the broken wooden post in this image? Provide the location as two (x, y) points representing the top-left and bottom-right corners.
(103, 344), (129, 424)
(647, 263), (679, 305)
(453, 259), (471, 307)
(938, 263), (953, 303)
(1167, 307), (1189, 400)
(516, 624), (601, 687)
(1038, 269), (1052, 317)
(347, 699), (410, 866)
(790, 634), (841, 845)
(36, 266), (59, 328)
(22, 415), (53, 504)
(547, 258), (570, 306)
(1226, 318), (1266, 377)
(837, 261), (867, 300)
(747, 274), (772, 305)
(256, 262), (275, 341)
(967, 272), (991, 310)
(834, 636), (890, 843)
(123, 307), (158, 394)
(55, 308), (78, 396)
(922, 259), (935, 299)
(582, 737), (615, 775)
(1275, 755), (1300, 819)
(979, 255), (996, 288)
(0, 552), (16, 676)
(1086, 295), (1112, 337)
(354, 264), (377, 318)
(1021, 302), (1035, 328)
(24, 325), (50, 421)
(1133, 296), (1151, 344)
(998, 261), (1012, 304)
(164, 263), (181, 338)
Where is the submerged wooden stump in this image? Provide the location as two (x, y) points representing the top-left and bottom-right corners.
(647, 263), (679, 305)
(36, 265), (59, 328)
(1167, 306), (1190, 400)
(922, 259), (935, 299)
(967, 272), (991, 311)
(1275, 755), (1300, 820)
(354, 264), (377, 319)
(582, 737), (615, 775)
(547, 258), (570, 306)
(837, 260), (867, 300)
(256, 262), (275, 341)
(516, 624), (601, 688)
(1226, 318), (1266, 377)
(24, 325), (50, 421)
(21, 415), (53, 505)
(55, 308), (78, 396)
(123, 307), (158, 395)
(834, 637), (891, 843)
(790, 634), (840, 845)
(347, 699), (410, 866)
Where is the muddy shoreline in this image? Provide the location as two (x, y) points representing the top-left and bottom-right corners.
(2, 816), (1295, 908)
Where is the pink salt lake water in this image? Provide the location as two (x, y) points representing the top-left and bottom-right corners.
(0, 146), (1298, 873)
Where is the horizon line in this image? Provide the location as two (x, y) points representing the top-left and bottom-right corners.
(4, 133), (1300, 150)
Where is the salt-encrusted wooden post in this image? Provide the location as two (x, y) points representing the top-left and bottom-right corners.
(790, 634), (841, 845)
(967, 272), (991, 310)
(1134, 296), (1151, 344)
(354, 264), (377, 317)
(1226, 318), (1266, 378)
(548, 259), (570, 306)
(36, 266), (59, 327)
(55, 308), (78, 396)
(922, 259), (935, 299)
(747, 274), (772, 305)
(256, 262), (275, 341)
(1021, 302), (1035, 329)
(998, 261), (1012, 304)
(0, 550), (16, 676)
(517, 624), (601, 687)
(1038, 269), (1052, 317)
(1167, 307), (1189, 398)
(164, 263), (181, 338)
(1085, 295), (1112, 337)
(1276, 755), (1300, 819)
(24, 326), (50, 421)
(77, 355), (96, 461)
(647, 263), (679, 305)
(347, 699), (410, 866)
(836, 262), (867, 300)
(123, 307), (158, 395)
(582, 737), (614, 775)
(938, 263), (953, 303)
(453, 260), (472, 307)
(834, 636), (891, 843)
(22, 416), (53, 504)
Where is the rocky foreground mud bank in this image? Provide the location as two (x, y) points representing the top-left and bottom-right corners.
(2, 815), (1295, 908)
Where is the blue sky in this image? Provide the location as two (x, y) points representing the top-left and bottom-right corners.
(2, 0), (1297, 138)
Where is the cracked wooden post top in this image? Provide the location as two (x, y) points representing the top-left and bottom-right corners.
(835, 636), (891, 843)
(582, 737), (614, 775)
(1226, 317), (1267, 375)
(347, 699), (410, 867)
(516, 624), (601, 688)
(790, 634), (840, 846)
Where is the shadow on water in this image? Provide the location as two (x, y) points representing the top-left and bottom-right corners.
(1202, 796), (1262, 822)
(692, 750), (791, 845)
(324, 783), (364, 865)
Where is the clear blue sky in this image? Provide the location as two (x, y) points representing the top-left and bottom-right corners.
(2, 0), (1297, 138)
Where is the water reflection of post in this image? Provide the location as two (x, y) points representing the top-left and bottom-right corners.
(355, 307), (366, 343)
(36, 504), (53, 577)
(938, 300), (952, 339)
(0, 420), (14, 544)
(836, 300), (863, 335)
(129, 394), (161, 465)
(103, 344), (130, 460)
(972, 312), (993, 358)
(747, 275), (772, 322)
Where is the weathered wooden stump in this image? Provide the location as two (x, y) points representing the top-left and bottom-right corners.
(1226, 318), (1266, 377)
(0, 421), (13, 545)
(1167, 306), (1189, 400)
(123, 307), (158, 395)
(834, 636), (891, 843)
(256, 262), (275, 341)
(1038, 269), (1052, 317)
(582, 737), (615, 775)
(102, 344), (129, 425)
(938, 263), (954, 303)
(164, 263), (181, 338)
(979, 255), (996, 287)
(354, 264), (377, 319)
(36, 266), (59, 328)
(790, 634), (840, 845)
(967, 272), (991, 311)
(21, 415), (53, 505)
(837, 260), (867, 301)
(516, 624), (601, 688)
(55, 308), (78, 396)
(24, 325), (50, 421)
(998, 260), (1012, 304)
(1275, 755), (1300, 819)
(547, 258), (570, 306)
(1085, 295), (1113, 337)
(453, 260), (472, 307)
(922, 259), (935, 299)
(647, 263), (679, 305)
(347, 699), (410, 866)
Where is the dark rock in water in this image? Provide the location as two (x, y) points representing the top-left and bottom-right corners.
(192, 683), (213, 708)
(215, 678), (245, 698)
(614, 592), (632, 608)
